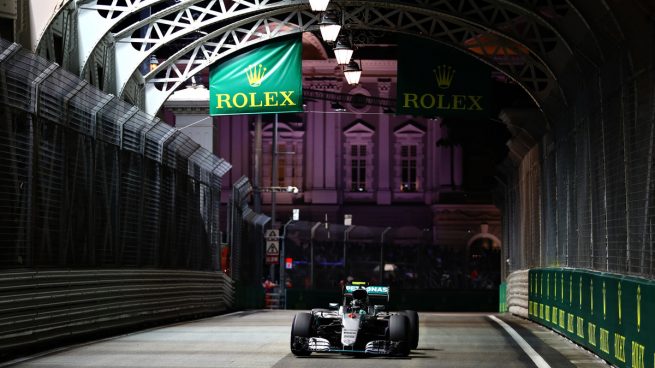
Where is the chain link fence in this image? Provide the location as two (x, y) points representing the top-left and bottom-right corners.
(0, 39), (230, 271)
(227, 176), (270, 283)
(280, 221), (500, 290)
(503, 58), (655, 278)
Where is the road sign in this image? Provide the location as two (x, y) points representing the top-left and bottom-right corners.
(266, 255), (279, 264)
(266, 240), (279, 256)
(265, 229), (279, 240)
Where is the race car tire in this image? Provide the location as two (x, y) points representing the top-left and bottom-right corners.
(389, 314), (410, 357)
(290, 313), (313, 356)
(402, 310), (419, 349)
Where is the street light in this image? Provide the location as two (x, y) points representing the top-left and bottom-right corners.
(333, 38), (353, 65)
(343, 60), (361, 85)
(149, 54), (159, 71)
(319, 12), (341, 42)
(262, 184), (299, 283)
(344, 225), (356, 279)
(309, 0), (330, 11)
(379, 227), (391, 282)
(310, 222), (321, 288)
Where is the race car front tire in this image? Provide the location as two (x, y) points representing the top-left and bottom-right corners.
(401, 310), (419, 349)
(290, 312), (313, 356)
(389, 314), (410, 357)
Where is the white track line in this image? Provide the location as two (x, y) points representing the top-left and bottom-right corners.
(488, 315), (551, 368)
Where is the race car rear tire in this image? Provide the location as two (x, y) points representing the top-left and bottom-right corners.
(389, 314), (410, 357)
(290, 313), (313, 356)
(402, 310), (419, 349)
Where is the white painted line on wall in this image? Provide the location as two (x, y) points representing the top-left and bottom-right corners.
(488, 315), (551, 368)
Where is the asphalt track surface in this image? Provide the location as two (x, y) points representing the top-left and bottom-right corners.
(3, 310), (609, 368)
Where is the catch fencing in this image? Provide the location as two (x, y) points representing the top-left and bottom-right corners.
(0, 39), (230, 271)
(281, 221), (499, 291)
(502, 50), (655, 279)
(0, 40), (235, 358)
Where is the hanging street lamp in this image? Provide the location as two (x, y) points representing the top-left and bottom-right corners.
(319, 12), (341, 42)
(149, 54), (159, 71)
(309, 0), (330, 11)
(333, 38), (354, 65)
(343, 60), (361, 85)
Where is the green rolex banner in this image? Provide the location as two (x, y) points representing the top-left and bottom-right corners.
(209, 36), (302, 115)
(396, 36), (493, 118)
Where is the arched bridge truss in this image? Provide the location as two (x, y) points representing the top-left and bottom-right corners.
(40, 0), (594, 118)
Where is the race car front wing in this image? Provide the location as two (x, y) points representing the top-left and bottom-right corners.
(293, 336), (404, 355)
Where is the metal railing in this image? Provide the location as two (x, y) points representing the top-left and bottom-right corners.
(0, 269), (234, 360)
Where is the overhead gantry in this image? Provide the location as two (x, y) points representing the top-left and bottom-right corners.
(37, 0), (610, 132)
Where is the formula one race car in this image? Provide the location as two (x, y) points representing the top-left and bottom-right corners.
(290, 282), (419, 357)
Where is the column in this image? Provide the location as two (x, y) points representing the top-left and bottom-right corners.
(307, 78), (342, 204)
(425, 117), (442, 203)
(376, 78), (392, 205)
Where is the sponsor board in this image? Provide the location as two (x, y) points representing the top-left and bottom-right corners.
(345, 285), (390, 296)
(529, 268), (652, 368)
(209, 36), (302, 115)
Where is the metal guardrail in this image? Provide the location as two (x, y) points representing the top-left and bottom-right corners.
(0, 269), (234, 360)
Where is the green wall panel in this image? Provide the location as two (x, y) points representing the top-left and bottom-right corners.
(529, 269), (654, 368)
(499, 282), (508, 313)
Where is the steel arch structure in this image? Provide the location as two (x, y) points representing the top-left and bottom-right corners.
(39, 0), (590, 119)
(139, 5), (556, 116)
(41, 4), (652, 279)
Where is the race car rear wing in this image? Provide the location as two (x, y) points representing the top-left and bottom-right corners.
(344, 284), (390, 300)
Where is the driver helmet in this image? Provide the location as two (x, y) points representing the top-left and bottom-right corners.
(350, 297), (367, 314)
(351, 299), (363, 309)
(349, 287), (369, 313)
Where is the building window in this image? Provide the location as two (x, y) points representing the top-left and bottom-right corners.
(394, 121), (425, 194)
(351, 94), (368, 109)
(276, 143), (286, 186)
(257, 122), (304, 191)
(351, 144), (367, 191)
(401, 144), (418, 192)
(344, 120), (375, 195)
(346, 87), (372, 113)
